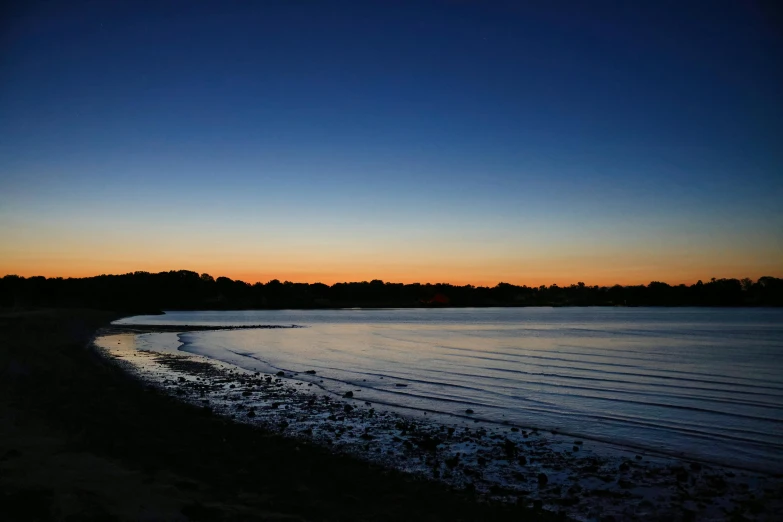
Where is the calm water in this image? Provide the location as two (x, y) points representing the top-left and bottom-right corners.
(117, 307), (783, 472)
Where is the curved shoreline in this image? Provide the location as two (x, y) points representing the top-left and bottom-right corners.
(123, 319), (783, 475)
(95, 325), (783, 521)
(3, 309), (567, 522)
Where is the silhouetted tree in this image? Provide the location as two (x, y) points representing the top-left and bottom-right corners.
(1, 272), (781, 311)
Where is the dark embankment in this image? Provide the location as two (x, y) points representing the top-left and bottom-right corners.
(1, 309), (559, 521)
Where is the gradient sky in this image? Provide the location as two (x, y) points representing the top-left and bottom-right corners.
(1, 1), (782, 286)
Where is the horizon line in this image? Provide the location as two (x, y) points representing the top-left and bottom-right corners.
(3, 269), (780, 289)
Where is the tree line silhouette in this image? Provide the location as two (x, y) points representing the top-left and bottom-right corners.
(2, 271), (781, 312)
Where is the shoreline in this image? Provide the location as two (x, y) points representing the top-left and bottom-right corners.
(95, 325), (783, 521)
(108, 317), (783, 476)
(1, 309), (562, 521)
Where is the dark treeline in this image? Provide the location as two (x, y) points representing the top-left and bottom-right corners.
(2, 271), (782, 312)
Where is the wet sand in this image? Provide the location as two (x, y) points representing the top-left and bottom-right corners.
(95, 324), (783, 521)
(0, 309), (559, 521)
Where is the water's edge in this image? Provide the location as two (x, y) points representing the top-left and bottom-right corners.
(94, 327), (783, 521)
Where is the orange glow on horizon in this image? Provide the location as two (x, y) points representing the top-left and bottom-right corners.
(2, 260), (781, 288)
(2, 224), (781, 288)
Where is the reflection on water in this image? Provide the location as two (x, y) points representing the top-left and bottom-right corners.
(117, 307), (783, 472)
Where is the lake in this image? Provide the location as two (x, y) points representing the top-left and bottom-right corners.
(116, 307), (783, 473)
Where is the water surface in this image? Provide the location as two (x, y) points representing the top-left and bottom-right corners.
(116, 307), (783, 472)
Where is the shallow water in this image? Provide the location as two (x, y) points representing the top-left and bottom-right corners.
(116, 307), (783, 473)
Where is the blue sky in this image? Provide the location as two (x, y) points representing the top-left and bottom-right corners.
(1, 1), (781, 284)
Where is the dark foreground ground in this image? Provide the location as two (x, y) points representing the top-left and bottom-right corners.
(0, 309), (559, 521)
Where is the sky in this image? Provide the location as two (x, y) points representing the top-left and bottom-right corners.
(1, 1), (782, 286)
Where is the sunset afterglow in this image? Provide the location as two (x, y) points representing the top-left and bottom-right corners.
(1, 2), (781, 285)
